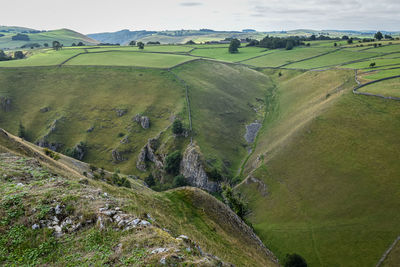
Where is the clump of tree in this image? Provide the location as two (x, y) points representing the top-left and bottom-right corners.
(259, 36), (304, 49)
(0, 50), (11, 61)
(52, 41), (62, 51)
(347, 38), (353, 44)
(129, 40), (136, 46)
(147, 41), (160, 45)
(221, 184), (249, 220)
(77, 42), (85, 46)
(173, 174), (187, 187)
(172, 119), (184, 135)
(164, 151), (182, 176)
(283, 253), (307, 267)
(185, 40), (196, 45)
(374, 31), (383, 41)
(137, 41), (145, 49)
(384, 34), (393, 40)
(14, 51), (24, 59)
(245, 38), (260, 47)
(228, 38), (241, 53)
(11, 33), (30, 41)
(21, 43), (40, 49)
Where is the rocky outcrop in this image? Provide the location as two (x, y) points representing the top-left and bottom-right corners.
(180, 144), (220, 193)
(134, 114), (150, 129)
(136, 137), (163, 171)
(0, 96), (12, 112)
(36, 139), (63, 151)
(115, 108), (127, 117)
(112, 149), (124, 162)
(72, 142), (87, 161)
(244, 122), (261, 143)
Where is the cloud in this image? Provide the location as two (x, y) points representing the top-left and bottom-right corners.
(179, 1), (203, 7)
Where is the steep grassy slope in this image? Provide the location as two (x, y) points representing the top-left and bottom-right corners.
(0, 66), (187, 174)
(0, 29), (98, 49)
(0, 129), (277, 266)
(239, 71), (400, 266)
(172, 60), (274, 177)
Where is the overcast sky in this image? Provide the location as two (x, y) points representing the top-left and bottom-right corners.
(2, 0), (400, 33)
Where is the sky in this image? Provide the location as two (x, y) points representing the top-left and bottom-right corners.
(1, 0), (400, 33)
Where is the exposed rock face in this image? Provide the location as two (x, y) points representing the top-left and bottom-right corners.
(112, 149), (124, 162)
(0, 96), (12, 112)
(36, 139), (63, 151)
(244, 122), (261, 143)
(180, 144), (220, 193)
(136, 137), (163, 171)
(134, 114), (150, 129)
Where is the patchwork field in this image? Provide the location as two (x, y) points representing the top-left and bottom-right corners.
(189, 46), (271, 62)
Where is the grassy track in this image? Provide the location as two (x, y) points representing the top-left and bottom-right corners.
(65, 51), (194, 68)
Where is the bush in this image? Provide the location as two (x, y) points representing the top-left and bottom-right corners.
(222, 184), (249, 220)
(14, 51), (24, 59)
(145, 174), (155, 187)
(284, 253), (307, 267)
(43, 148), (60, 161)
(173, 175), (187, 187)
(172, 119), (184, 135)
(164, 151), (182, 175)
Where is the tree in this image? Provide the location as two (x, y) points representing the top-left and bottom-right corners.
(173, 175), (187, 187)
(334, 42), (337, 47)
(14, 51), (24, 59)
(77, 42), (84, 46)
(164, 151), (182, 175)
(0, 50), (10, 61)
(228, 38), (240, 53)
(43, 43), (49, 47)
(129, 40), (136, 46)
(374, 31), (383, 41)
(369, 62), (376, 68)
(283, 253), (307, 267)
(52, 41), (61, 50)
(137, 42), (145, 49)
(172, 119), (184, 135)
(310, 34), (316, 40)
(18, 122), (25, 138)
(347, 38), (353, 44)
(71, 43), (76, 46)
(285, 40), (294, 50)
(384, 34), (393, 39)
(185, 40), (196, 45)
(222, 184), (249, 219)
(342, 35), (349, 40)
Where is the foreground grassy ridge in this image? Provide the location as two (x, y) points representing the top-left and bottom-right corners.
(240, 90), (400, 266)
(66, 51), (194, 68)
(242, 68), (356, 175)
(0, 49), (85, 67)
(189, 46), (272, 62)
(0, 130), (277, 266)
(0, 29), (98, 49)
(286, 49), (383, 69)
(358, 77), (400, 97)
(242, 47), (334, 67)
(0, 66), (186, 174)
(172, 60), (273, 177)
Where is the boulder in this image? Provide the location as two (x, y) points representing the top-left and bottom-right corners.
(115, 108), (127, 117)
(133, 114), (150, 129)
(112, 149), (124, 162)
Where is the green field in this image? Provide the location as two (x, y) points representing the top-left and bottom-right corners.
(240, 76), (400, 266)
(66, 51), (194, 68)
(360, 68), (400, 80)
(242, 47), (334, 67)
(0, 49), (85, 67)
(286, 50), (382, 69)
(84, 45), (193, 53)
(189, 46), (271, 62)
(358, 78), (400, 97)
(341, 57), (400, 69)
(364, 44), (400, 53)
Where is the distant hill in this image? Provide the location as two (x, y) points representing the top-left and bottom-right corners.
(87, 29), (157, 45)
(0, 28), (98, 50)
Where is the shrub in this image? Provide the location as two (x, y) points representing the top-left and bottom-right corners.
(173, 175), (187, 187)
(164, 151), (182, 175)
(284, 253), (307, 267)
(172, 119), (184, 135)
(14, 51), (24, 59)
(222, 184), (249, 220)
(145, 174), (155, 187)
(43, 148), (60, 160)
(369, 62), (376, 68)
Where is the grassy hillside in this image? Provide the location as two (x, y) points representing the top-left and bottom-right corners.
(0, 129), (277, 266)
(0, 66), (187, 174)
(239, 70), (400, 266)
(0, 29), (98, 50)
